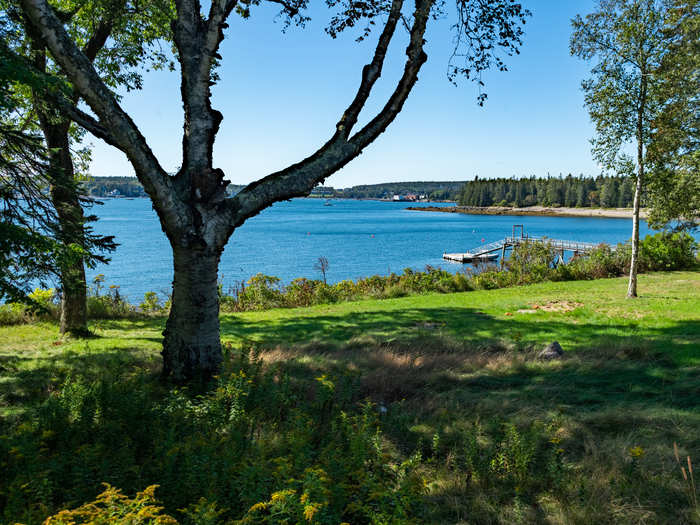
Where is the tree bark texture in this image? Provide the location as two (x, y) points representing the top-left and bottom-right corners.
(41, 119), (89, 334)
(162, 245), (223, 381)
(627, 165), (643, 298)
(628, 71), (647, 299)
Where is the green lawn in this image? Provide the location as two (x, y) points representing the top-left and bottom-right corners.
(1, 272), (699, 523)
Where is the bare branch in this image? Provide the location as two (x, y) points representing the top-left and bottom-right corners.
(228, 0), (431, 227)
(349, 0), (429, 148)
(336, 0), (404, 139)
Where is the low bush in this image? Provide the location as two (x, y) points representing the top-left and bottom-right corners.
(140, 291), (165, 314)
(638, 231), (698, 271)
(41, 484), (177, 524)
(0, 288), (58, 326)
(0, 302), (31, 326)
(1, 348), (426, 524)
(86, 284), (135, 319)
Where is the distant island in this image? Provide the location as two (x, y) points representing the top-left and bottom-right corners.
(456, 175), (635, 208)
(83, 177), (465, 201)
(83, 175), (638, 211)
(83, 176), (246, 199)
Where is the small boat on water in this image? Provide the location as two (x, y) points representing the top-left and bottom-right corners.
(324, 199), (333, 206)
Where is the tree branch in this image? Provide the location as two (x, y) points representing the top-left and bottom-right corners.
(227, 0), (431, 228)
(82, 17), (116, 63)
(173, 0), (236, 182)
(52, 98), (119, 148)
(335, 0), (404, 139)
(266, 0), (301, 18)
(19, 0), (176, 213)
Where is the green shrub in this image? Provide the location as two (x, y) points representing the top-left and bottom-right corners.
(0, 303), (31, 326)
(235, 274), (286, 311)
(560, 244), (627, 280)
(639, 231), (698, 271)
(285, 278), (322, 307)
(505, 240), (557, 284)
(140, 291), (165, 314)
(87, 285), (135, 319)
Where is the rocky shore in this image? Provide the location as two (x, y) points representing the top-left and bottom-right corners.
(406, 205), (648, 219)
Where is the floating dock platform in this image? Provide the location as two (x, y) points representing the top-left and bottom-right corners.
(442, 253), (499, 263)
(443, 225), (604, 264)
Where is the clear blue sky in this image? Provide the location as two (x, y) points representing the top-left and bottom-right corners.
(88, 0), (600, 188)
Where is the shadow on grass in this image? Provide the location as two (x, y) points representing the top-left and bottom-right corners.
(0, 346), (159, 417)
(1, 304), (698, 523)
(6, 304), (697, 419)
(220, 304), (699, 357)
(227, 307), (698, 522)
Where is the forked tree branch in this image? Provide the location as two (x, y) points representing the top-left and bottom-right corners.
(336, 0), (404, 139)
(228, 0), (431, 228)
(53, 97), (118, 146)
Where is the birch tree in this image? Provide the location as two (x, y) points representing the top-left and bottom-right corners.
(20, 0), (530, 381)
(571, 0), (665, 298)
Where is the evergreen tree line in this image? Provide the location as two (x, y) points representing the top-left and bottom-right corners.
(458, 175), (637, 208)
(337, 181), (465, 200)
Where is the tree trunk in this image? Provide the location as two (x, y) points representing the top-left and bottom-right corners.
(627, 169), (642, 298)
(628, 71), (647, 299)
(162, 245), (223, 382)
(43, 121), (90, 334)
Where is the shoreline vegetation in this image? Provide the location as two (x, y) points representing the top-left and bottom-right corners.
(3, 232), (694, 324)
(408, 205), (650, 219)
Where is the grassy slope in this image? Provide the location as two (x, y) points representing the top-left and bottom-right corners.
(1, 271), (699, 523)
(2, 271), (698, 417)
(222, 271), (699, 364)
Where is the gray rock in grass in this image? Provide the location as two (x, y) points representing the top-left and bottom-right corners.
(538, 341), (564, 360)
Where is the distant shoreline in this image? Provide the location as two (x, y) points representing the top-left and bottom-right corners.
(407, 205), (648, 219)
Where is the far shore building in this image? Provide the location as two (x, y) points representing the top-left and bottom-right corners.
(392, 194), (418, 202)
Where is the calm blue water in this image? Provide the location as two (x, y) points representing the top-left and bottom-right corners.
(89, 198), (654, 302)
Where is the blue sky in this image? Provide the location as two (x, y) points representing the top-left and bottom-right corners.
(88, 0), (600, 188)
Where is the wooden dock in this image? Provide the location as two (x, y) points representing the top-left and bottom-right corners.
(443, 225), (606, 264)
(442, 252), (499, 263)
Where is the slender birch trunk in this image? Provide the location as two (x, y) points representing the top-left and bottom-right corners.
(627, 69), (647, 299)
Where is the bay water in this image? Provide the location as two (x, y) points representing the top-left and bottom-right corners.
(89, 198), (654, 302)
